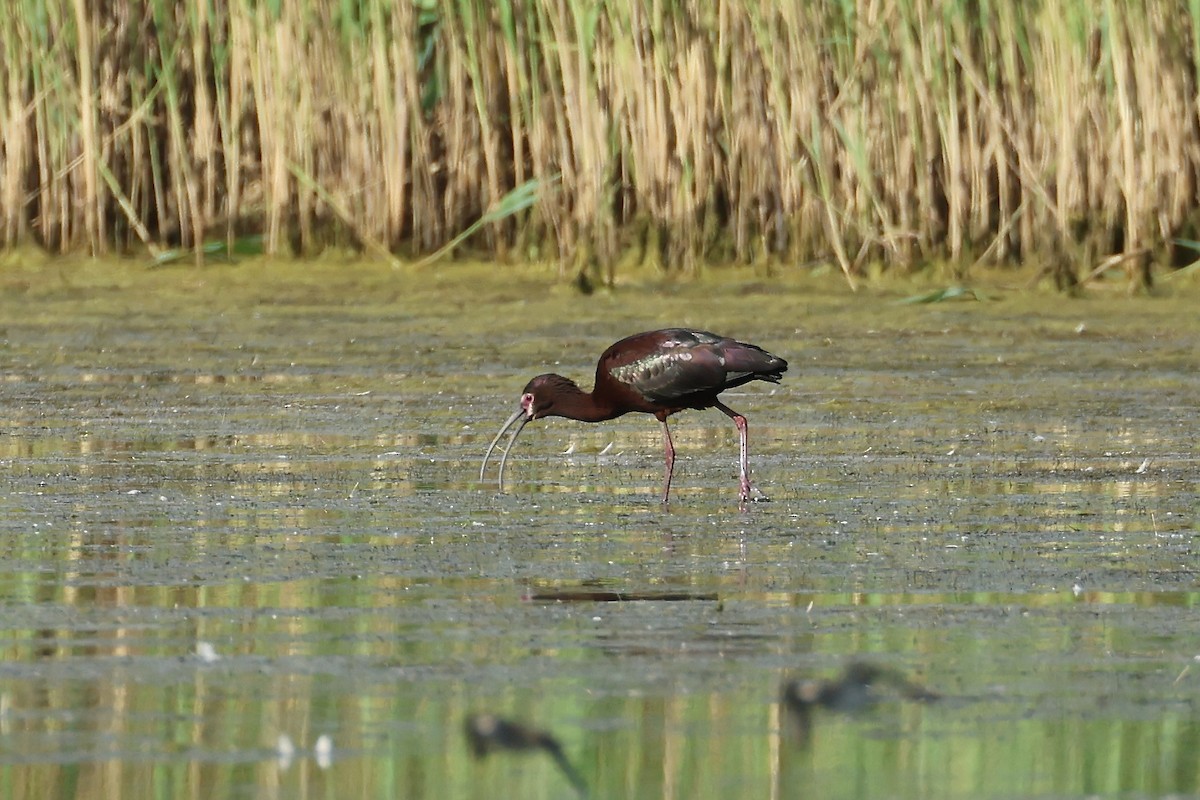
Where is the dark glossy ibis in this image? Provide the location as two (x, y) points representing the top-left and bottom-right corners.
(480, 328), (787, 503)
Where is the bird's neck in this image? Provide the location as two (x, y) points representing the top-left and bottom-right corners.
(551, 379), (621, 422)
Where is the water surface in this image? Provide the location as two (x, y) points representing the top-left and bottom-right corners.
(1, 258), (1198, 799)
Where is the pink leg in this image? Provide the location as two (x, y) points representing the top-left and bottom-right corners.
(658, 415), (675, 503)
(714, 401), (755, 502)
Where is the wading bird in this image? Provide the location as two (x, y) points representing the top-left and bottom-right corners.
(480, 328), (787, 503)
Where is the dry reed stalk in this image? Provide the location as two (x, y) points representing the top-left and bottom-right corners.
(1108, 0), (1141, 259)
(373, 1), (411, 250)
(4, 0), (1200, 290)
(150, 2), (198, 256)
(1, 10), (28, 243)
(728, 6), (785, 264)
(538, 0), (577, 271)
(495, 0), (529, 257)
(941, 10), (966, 264)
(467, 1), (509, 257)
(434, 8), (480, 250)
(71, 0), (100, 252)
(34, 5), (68, 249)
(248, 6), (288, 254)
(568, 0), (616, 273)
(220, 6), (249, 250)
(611, 2), (674, 267)
(190, 3), (217, 229)
(294, 8), (317, 254)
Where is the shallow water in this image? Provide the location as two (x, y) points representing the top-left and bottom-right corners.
(1, 258), (1198, 799)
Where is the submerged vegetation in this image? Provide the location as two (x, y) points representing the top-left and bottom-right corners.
(2, 1), (1200, 287)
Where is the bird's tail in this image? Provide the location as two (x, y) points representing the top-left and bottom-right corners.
(725, 343), (788, 382)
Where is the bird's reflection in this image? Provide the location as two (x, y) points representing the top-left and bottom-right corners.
(465, 713), (588, 797)
(781, 661), (939, 745)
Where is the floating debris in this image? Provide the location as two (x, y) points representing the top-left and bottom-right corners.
(195, 641), (219, 664)
(275, 734), (296, 770)
(314, 734), (334, 769)
(897, 285), (991, 304)
(528, 588), (718, 603)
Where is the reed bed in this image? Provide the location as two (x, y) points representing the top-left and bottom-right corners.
(2, 0), (1199, 286)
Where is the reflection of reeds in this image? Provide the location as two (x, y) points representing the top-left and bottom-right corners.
(3, 2), (1197, 286)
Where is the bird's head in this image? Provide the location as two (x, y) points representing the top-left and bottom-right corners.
(480, 373), (579, 492)
(519, 373), (578, 420)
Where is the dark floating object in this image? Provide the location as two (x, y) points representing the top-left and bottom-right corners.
(465, 713), (588, 797)
(782, 661), (939, 743)
(528, 589), (719, 603)
(480, 328), (787, 503)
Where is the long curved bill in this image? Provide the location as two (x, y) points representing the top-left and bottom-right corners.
(479, 407), (531, 491)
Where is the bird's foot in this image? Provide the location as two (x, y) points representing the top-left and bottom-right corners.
(739, 484), (770, 506)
